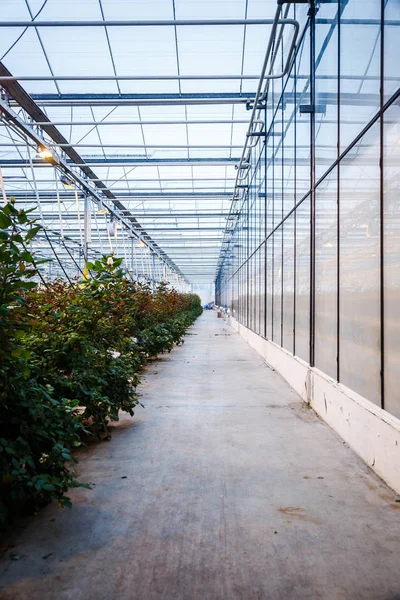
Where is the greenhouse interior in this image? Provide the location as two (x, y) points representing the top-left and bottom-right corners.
(1, 0), (400, 598)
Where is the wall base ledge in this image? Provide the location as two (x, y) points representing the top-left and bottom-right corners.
(229, 316), (400, 494)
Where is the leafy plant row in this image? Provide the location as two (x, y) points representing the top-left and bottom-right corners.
(0, 200), (202, 526)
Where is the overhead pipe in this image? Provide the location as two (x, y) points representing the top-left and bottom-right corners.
(0, 75), (260, 82)
(216, 2), (299, 278)
(0, 18), (295, 27)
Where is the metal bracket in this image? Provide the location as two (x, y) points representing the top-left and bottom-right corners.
(246, 98), (267, 111)
(247, 131), (266, 138)
(299, 104), (326, 115)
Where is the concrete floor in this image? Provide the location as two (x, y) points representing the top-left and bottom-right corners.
(1, 312), (400, 600)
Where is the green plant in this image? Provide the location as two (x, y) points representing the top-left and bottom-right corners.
(0, 202), (202, 525)
(0, 200), (86, 525)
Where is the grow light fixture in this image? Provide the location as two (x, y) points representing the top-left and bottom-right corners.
(37, 146), (53, 160)
(136, 239), (146, 248)
(60, 174), (74, 189)
(97, 201), (109, 214)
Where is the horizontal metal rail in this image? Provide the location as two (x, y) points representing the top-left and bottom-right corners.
(3, 193), (233, 199)
(2, 120), (249, 126)
(31, 212), (232, 219)
(1, 75), (261, 82)
(1, 178), (237, 183)
(15, 97), (254, 107)
(0, 158), (241, 167)
(0, 18), (294, 27)
(0, 143), (244, 149)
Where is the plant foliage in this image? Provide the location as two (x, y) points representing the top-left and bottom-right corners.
(0, 200), (202, 526)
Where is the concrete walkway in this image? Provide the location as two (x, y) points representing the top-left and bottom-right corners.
(1, 312), (400, 600)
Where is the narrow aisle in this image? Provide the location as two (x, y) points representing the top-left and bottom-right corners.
(1, 311), (400, 600)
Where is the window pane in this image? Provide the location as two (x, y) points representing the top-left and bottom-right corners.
(315, 2), (339, 181)
(315, 168), (338, 379)
(384, 0), (400, 102)
(384, 101), (400, 417)
(340, 0), (381, 151)
(273, 227), (282, 345)
(295, 197), (310, 362)
(295, 27), (311, 202)
(282, 214), (295, 353)
(266, 237), (273, 339)
(339, 123), (380, 404)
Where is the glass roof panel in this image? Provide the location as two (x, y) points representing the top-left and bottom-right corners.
(174, 0), (245, 20)
(177, 25), (244, 76)
(0, 0), (285, 284)
(101, 0), (174, 20)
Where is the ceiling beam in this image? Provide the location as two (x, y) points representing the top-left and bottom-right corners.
(1, 75), (260, 82)
(22, 91), (379, 107)
(0, 18), (283, 27)
(13, 120), (248, 127)
(0, 64), (188, 282)
(0, 158), (240, 167)
(26, 95), (254, 107)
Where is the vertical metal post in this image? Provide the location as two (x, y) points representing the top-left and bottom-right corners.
(246, 181), (250, 328)
(26, 144), (44, 220)
(83, 190), (90, 262)
(131, 237), (134, 277)
(336, 0), (341, 383)
(293, 13), (297, 357)
(152, 252), (156, 290)
(0, 166), (8, 204)
(309, 1), (316, 367)
(271, 109), (275, 341)
(264, 99), (268, 339)
(379, 0), (385, 409)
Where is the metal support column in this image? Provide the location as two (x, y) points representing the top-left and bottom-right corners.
(83, 190), (91, 262)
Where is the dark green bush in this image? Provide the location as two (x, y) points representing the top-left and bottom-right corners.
(0, 201), (202, 525)
(0, 200), (86, 524)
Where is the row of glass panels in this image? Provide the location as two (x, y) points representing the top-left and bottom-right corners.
(216, 0), (400, 418)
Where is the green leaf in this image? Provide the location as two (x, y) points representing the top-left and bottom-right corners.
(25, 226), (41, 242)
(17, 211), (29, 225)
(42, 483), (55, 492)
(18, 281), (38, 291)
(0, 213), (11, 228)
(20, 250), (34, 262)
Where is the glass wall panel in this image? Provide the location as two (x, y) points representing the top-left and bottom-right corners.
(216, 4), (400, 419)
(295, 26), (311, 202)
(315, 2), (338, 182)
(273, 227), (282, 344)
(259, 244), (266, 338)
(315, 169), (338, 379)
(384, 101), (400, 417)
(295, 198), (311, 362)
(266, 237), (273, 339)
(266, 127), (274, 236)
(283, 89), (296, 216)
(282, 215), (295, 353)
(384, 0), (400, 102)
(339, 123), (380, 405)
(340, 0), (381, 150)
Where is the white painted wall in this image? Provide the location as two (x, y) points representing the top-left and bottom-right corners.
(230, 317), (400, 494)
